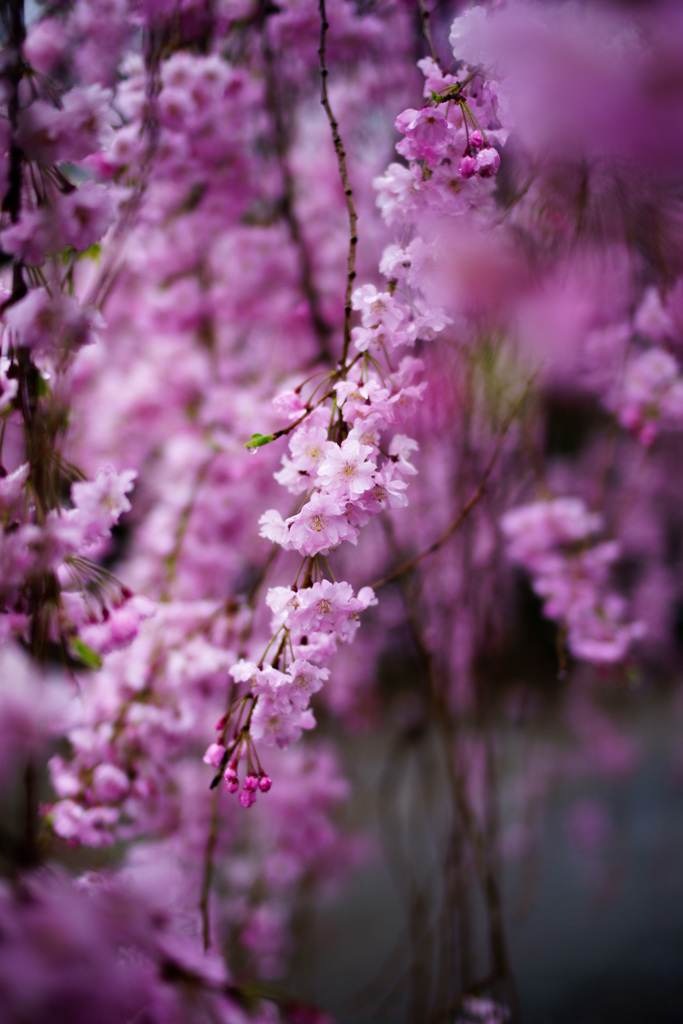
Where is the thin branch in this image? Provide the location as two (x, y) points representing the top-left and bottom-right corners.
(1, 0), (26, 227)
(160, 450), (216, 601)
(199, 789), (221, 951)
(384, 526), (519, 1020)
(417, 0), (439, 65)
(261, 6), (333, 361)
(318, 0), (358, 367)
(85, 19), (167, 310)
(371, 378), (534, 590)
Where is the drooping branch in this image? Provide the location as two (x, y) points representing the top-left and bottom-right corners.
(318, 0), (358, 367)
(1, 0), (25, 222)
(261, 6), (333, 362)
(200, 790), (221, 951)
(380, 519), (519, 1019)
(417, 0), (439, 65)
(371, 378), (534, 591)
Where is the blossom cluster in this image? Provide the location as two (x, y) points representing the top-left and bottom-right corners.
(617, 346), (683, 446)
(212, 323), (444, 797)
(0, 39), (146, 660)
(204, 12), (515, 798)
(375, 50), (508, 227)
(1, 0), (418, 1008)
(501, 498), (644, 664)
(5, 1), (683, 1021)
(0, 865), (287, 1024)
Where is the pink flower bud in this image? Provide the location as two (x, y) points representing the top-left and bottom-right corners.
(258, 775), (272, 793)
(225, 776), (239, 794)
(239, 790), (256, 808)
(243, 774), (259, 792)
(475, 147), (500, 178)
(202, 743), (225, 768)
(468, 129), (484, 149)
(458, 154), (477, 179)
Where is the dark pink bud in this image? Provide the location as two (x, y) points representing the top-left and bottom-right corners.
(468, 129), (484, 150)
(243, 774), (259, 792)
(258, 775), (272, 793)
(225, 776), (239, 794)
(458, 154), (477, 179)
(224, 763), (238, 780)
(239, 790), (256, 808)
(475, 147), (500, 178)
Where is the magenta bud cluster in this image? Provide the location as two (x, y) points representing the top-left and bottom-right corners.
(222, 764), (272, 807)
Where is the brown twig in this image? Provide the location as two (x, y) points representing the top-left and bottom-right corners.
(1, 0), (26, 227)
(261, 6), (333, 362)
(417, 0), (439, 65)
(160, 451), (216, 601)
(199, 789), (221, 951)
(382, 533), (519, 1019)
(371, 378), (534, 590)
(318, 0), (358, 367)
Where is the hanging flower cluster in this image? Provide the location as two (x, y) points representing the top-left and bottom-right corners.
(501, 498), (644, 664)
(4, 1), (683, 1021)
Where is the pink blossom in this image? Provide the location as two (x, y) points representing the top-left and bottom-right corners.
(71, 466), (137, 543)
(286, 491), (359, 556)
(92, 763), (129, 802)
(58, 181), (116, 251)
(272, 388), (308, 418)
(202, 742), (226, 768)
(501, 498), (602, 568)
(395, 106), (454, 166)
(250, 697), (316, 749)
(475, 146), (501, 178)
(618, 347), (683, 444)
(389, 434), (419, 475)
(317, 438), (376, 500)
(0, 209), (54, 265)
(3, 289), (102, 356)
(0, 463), (29, 513)
(373, 162), (428, 225)
(417, 56), (459, 99)
(285, 660), (329, 710)
(275, 420), (329, 494)
(351, 284), (406, 332)
(25, 17), (69, 74)
(356, 464), (409, 515)
(259, 507), (291, 547)
(79, 595), (155, 655)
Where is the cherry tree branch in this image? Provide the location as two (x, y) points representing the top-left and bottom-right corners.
(371, 378), (534, 591)
(261, 8), (333, 362)
(318, 0), (358, 366)
(417, 0), (439, 65)
(200, 790), (220, 951)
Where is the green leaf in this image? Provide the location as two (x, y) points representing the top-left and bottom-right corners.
(70, 637), (103, 670)
(78, 242), (101, 262)
(244, 432), (275, 450)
